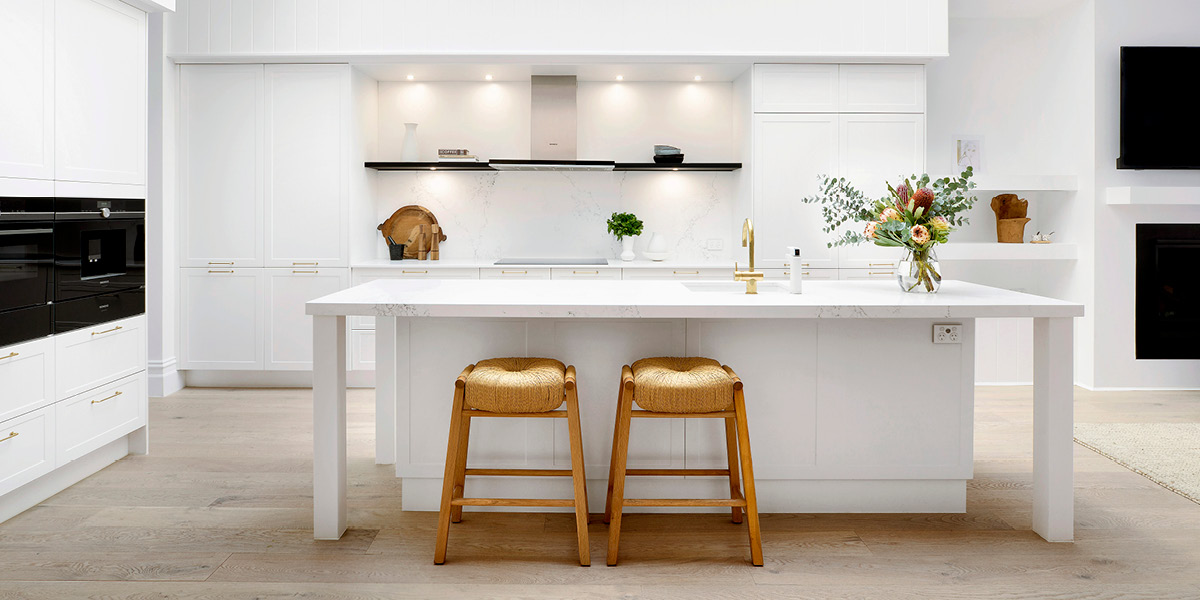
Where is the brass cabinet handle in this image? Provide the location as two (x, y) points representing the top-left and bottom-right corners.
(208, 270), (234, 274)
(0, 352), (18, 361)
(293, 262), (318, 266)
(868, 263), (895, 267)
(572, 270), (599, 275)
(869, 271), (893, 275)
(802, 271), (811, 276)
(0, 431), (17, 443)
(673, 270), (699, 275)
(784, 271), (790, 276)
(92, 325), (123, 336)
(401, 270), (427, 274)
(92, 391), (122, 405)
(292, 270), (319, 274)
(501, 270), (527, 275)
(207, 261), (234, 265)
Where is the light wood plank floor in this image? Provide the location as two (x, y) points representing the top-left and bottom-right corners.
(1, 386), (1199, 599)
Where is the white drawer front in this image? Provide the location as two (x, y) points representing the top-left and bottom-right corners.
(753, 64), (839, 113)
(480, 267), (551, 280)
(550, 268), (622, 280)
(0, 337), (56, 422)
(350, 329), (375, 370)
(0, 407), (56, 496)
(54, 315), (146, 400)
(621, 268), (731, 281)
(838, 65), (926, 113)
(839, 268), (896, 281)
(350, 267), (480, 329)
(55, 372), (145, 465)
(761, 268), (838, 281)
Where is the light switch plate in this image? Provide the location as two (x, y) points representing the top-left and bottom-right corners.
(933, 323), (963, 344)
(706, 238), (724, 251)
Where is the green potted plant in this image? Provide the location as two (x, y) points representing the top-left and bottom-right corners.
(607, 212), (644, 262)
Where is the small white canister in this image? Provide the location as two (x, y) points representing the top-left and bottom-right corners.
(786, 247), (803, 294)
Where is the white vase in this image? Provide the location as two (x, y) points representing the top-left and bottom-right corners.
(400, 122), (419, 161)
(646, 232), (668, 253)
(620, 237), (636, 262)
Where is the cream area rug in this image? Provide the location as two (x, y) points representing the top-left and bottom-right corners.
(1074, 423), (1200, 505)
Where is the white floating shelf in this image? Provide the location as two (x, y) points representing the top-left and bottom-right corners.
(938, 242), (1077, 261)
(1106, 186), (1200, 205)
(969, 175), (1078, 192)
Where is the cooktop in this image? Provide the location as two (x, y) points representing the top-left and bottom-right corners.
(494, 258), (609, 266)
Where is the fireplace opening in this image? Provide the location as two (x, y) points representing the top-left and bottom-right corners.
(1136, 224), (1200, 360)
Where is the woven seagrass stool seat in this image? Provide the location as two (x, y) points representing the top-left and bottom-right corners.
(604, 358), (763, 567)
(435, 358), (590, 566)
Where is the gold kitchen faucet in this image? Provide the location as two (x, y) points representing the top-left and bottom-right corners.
(734, 218), (764, 294)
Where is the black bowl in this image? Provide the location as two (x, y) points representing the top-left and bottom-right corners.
(653, 154), (685, 164)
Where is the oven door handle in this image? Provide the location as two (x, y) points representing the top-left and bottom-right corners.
(53, 211), (146, 220)
(0, 228), (53, 236)
(0, 212), (55, 222)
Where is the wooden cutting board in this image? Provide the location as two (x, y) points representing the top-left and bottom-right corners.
(377, 205), (448, 259)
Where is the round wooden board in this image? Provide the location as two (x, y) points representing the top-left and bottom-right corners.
(378, 205), (448, 259)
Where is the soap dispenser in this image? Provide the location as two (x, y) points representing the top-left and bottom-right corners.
(786, 247), (803, 294)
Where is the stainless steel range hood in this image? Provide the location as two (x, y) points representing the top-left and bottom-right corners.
(490, 75), (615, 171)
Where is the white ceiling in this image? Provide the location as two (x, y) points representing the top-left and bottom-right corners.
(352, 62), (752, 83)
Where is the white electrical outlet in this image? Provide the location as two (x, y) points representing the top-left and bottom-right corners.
(705, 238), (724, 251)
(933, 323), (963, 344)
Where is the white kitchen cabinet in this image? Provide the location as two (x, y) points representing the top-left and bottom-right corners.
(0, 337), (56, 423)
(179, 268), (265, 370)
(761, 268), (838, 281)
(179, 65), (265, 268)
(0, 0), (54, 181)
(480, 267), (552, 280)
(621, 267), (732, 281)
(550, 268), (622, 280)
(838, 65), (925, 113)
(753, 114), (841, 269)
(0, 407), (56, 497)
(263, 65), (350, 267)
(54, 0), (146, 187)
(54, 314), (145, 401)
(264, 268), (350, 370)
(753, 64), (839, 113)
(839, 268), (897, 281)
(54, 372), (145, 466)
(350, 329), (376, 371)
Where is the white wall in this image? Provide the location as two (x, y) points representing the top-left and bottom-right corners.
(167, 0), (948, 58)
(1092, 0), (1200, 388)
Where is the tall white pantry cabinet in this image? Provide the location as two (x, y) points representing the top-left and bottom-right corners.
(179, 64), (351, 371)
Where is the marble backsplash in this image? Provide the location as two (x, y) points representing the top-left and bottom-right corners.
(373, 170), (738, 262)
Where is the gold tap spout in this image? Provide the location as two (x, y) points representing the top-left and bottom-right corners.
(734, 218), (763, 294)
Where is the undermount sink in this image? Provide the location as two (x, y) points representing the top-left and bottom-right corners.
(682, 281), (788, 294)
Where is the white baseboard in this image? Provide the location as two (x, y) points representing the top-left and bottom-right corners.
(0, 436), (130, 524)
(1077, 384), (1200, 392)
(148, 357), (184, 397)
(182, 370), (374, 388)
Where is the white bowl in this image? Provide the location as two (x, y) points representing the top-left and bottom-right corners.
(641, 251), (671, 261)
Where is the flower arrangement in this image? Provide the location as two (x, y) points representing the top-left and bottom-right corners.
(606, 212), (644, 240)
(801, 168), (977, 293)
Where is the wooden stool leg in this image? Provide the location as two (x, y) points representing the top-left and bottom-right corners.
(450, 412), (472, 523)
(603, 376), (625, 524)
(565, 374), (591, 567)
(733, 390), (763, 566)
(606, 369), (636, 566)
(434, 372), (470, 564)
(723, 416), (744, 524)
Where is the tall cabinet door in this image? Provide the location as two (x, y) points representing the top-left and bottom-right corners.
(0, 0), (54, 181)
(179, 65), (265, 268)
(838, 114), (926, 269)
(179, 268), (265, 370)
(753, 114), (841, 269)
(54, 0), (146, 186)
(264, 268), (349, 370)
(263, 65), (349, 268)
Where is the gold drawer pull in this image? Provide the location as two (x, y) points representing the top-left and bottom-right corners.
(868, 263), (894, 267)
(0, 352), (18, 361)
(293, 262), (318, 266)
(501, 270), (527, 275)
(208, 270), (234, 274)
(0, 431), (17, 443)
(673, 270), (699, 275)
(293, 270), (319, 274)
(401, 270), (428, 274)
(869, 271), (893, 275)
(783, 271), (789, 276)
(572, 270), (598, 275)
(207, 261), (234, 265)
(802, 271), (811, 276)
(92, 391), (122, 405)
(92, 325), (123, 336)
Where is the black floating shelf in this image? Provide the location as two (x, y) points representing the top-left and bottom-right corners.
(614, 162), (742, 171)
(365, 161), (494, 171)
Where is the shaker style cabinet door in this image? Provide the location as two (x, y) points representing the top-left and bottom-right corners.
(263, 65), (350, 268)
(838, 65), (926, 113)
(752, 114), (841, 269)
(179, 65), (265, 268)
(0, 0), (54, 181)
(179, 268), (265, 370)
(752, 65), (839, 113)
(53, 0), (146, 186)
(264, 268), (349, 370)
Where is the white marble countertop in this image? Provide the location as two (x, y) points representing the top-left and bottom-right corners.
(351, 258), (738, 270)
(306, 278), (1084, 319)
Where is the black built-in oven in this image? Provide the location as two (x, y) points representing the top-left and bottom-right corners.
(0, 197), (55, 346)
(52, 198), (146, 334)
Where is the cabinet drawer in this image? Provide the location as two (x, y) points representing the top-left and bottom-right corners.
(350, 329), (375, 370)
(761, 268), (838, 281)
(621, 268), (731, 281)
(350, 267), (480, 329)
(0, 407), (56, 496)
(54, 315), (145, 400)
(55, 372), (145, 465)
(550, 268), (622, 280)
(0, 337), (56, 422)
(838, 65), (925, 113)
(753, 64), (839, 112)
(839, 268), (896, 281)
(480, 268), (551, 280)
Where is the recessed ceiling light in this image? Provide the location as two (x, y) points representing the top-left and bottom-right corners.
(693, 75), (702, 81)
(616, 75), (624, 81)
(406, 74), (414, 80)
(485, 74), (493, 81)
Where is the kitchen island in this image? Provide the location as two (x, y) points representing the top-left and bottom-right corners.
(306, 278), (1083, 543)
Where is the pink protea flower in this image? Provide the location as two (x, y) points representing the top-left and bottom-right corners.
(881, 207), (901, 221)
(930, 216), (950, 231)
(910, 224), (931, 245)
(895, 183), (911, 207)
(864, 221), (879, 239)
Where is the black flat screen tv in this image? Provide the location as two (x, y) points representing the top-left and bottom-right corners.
(1118, 47), (1200, 169)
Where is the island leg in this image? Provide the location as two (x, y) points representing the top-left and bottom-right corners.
(375, 316), (397, 465)
(1032, 316), (1074, 542)
(313, 315), (347, 540)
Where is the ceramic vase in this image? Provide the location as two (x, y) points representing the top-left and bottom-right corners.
(646, 232), (668, 253)
(620, 237), (636, 262)
(401, 122), (419, 161)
